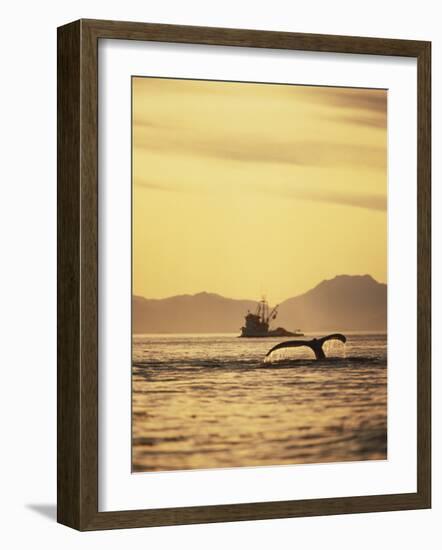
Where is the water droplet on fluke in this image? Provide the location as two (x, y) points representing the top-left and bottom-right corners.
(323, 339), (346, 359)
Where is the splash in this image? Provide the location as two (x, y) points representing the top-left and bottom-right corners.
(264, 346), (316, 363)
(322, 339), (346, 359)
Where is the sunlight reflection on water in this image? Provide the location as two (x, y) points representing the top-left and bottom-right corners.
(132, 332), (387, 472)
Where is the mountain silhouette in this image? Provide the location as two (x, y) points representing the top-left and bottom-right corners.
(276, 274), (386, 331)
(133, 275), (386, 334)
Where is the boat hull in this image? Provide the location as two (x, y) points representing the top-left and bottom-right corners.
(240, 328), (304, 338)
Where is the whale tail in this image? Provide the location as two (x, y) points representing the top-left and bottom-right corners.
(265, 333), (347, 361)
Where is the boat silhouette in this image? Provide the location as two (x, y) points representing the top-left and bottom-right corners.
(240, 298), (303, 338)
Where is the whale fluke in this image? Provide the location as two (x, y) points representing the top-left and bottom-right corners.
(265, 333), (347, 361)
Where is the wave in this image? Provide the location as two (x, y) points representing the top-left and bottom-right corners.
(133, 356), (386, 374)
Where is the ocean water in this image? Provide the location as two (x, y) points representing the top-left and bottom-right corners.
(132, 333), (387, 472)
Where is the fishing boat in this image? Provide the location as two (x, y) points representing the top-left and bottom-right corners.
(240, 298), (304, 338)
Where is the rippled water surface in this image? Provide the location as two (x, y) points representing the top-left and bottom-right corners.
(132, 333), (387, 472)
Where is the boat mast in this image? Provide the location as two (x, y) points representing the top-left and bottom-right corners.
(259, 297), (267, 324)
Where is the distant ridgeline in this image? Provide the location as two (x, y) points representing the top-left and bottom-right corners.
(133, 275), (387, 334)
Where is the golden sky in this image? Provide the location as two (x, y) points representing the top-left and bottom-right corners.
(133, 77), (387, 303)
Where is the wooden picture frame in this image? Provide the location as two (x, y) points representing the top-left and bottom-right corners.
(57, 18), (431, 530)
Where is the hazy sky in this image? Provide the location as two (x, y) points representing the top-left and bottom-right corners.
(132, 77), (387, 303)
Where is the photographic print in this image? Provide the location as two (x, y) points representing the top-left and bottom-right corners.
(132, 77), (387, 473)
